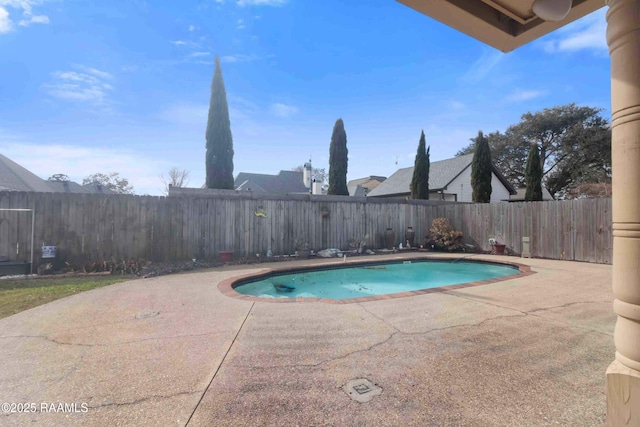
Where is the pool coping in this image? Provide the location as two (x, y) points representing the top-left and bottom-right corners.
(217, 254), (536, 304)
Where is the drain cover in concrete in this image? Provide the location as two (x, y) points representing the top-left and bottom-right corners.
(343, 378), (382, 403)
(135, 310), (159, 319)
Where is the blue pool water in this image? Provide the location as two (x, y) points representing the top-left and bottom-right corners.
(234, 260), (520, 300)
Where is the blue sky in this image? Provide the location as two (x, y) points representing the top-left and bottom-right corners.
(1, 0), (610, 195)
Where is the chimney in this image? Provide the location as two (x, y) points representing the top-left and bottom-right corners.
(303, 162), (312, 188)
(312, 181), (322, 195)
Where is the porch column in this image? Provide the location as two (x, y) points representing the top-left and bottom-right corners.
(606, 0), (640, 425)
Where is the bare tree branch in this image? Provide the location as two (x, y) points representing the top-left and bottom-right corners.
(160, 168), (190, 195)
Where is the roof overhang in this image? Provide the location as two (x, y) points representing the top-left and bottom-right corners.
(396, 0), (606, 52)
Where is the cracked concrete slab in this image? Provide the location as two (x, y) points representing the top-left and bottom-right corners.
(0, 255), (614, 426)
(0, 269), (255, 426)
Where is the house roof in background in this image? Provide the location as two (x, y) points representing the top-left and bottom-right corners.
(347, 176), (387, 187)
(236, 178), (267, 192)
(1, 154), (119, 194)
(347, 175), (387, 196)
(47, 181), (91, 193)
(508, 188), (555, 202)
(234, 170), (309, 193)
(367, 154), (516, 197)
(366, 167), (413, 197)
(82, 181), (116, 194)
(0, 153), (54, 192)
(352, 186), (369, 197)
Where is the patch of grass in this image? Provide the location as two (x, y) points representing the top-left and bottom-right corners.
(0, 275), (133, 320)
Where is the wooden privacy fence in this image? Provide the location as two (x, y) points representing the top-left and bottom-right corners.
(0, 190), (612, 267)
(447, 199), (612, 264)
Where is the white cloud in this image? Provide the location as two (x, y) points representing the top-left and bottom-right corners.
(189, 51), (210, 57)
(198, 0), (224, 10)
(220, 53), (260, 63)
(0, 7), (11, 33)
(45, 66), (114, 105)
(448, 100), (465, 110)
(0, 0), (50, 33)
(542, 8), (607, 54)
(505, 89), (546, 103)
(237, 0), (287, 6)
(170, 39), (204, 51)
(188, 25), (196, 32)
(236, 18), (245, 29)
(461, 49), (504, 84)
(269, 103), (298, 118)
(19, 13), (47, 26)
(81, 66), (112, 80)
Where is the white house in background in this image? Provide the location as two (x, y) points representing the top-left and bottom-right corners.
(366, 153), (517, 202)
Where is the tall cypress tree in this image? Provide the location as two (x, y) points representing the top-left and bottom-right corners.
(328, 118), (349, 195)
(525, 143), (543, 201)
(205, 56), (234, 189)
(471, 130), (492, 203)
(410, 130), (430, 199)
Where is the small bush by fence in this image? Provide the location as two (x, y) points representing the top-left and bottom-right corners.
(0, 189), (612, 268)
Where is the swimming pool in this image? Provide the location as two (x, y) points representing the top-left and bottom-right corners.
(232, 259), (522, 301)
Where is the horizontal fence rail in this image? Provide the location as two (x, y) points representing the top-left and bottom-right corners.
(0, 190), (612, 267)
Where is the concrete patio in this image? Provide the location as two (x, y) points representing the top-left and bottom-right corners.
(0, 254), (614, 426)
